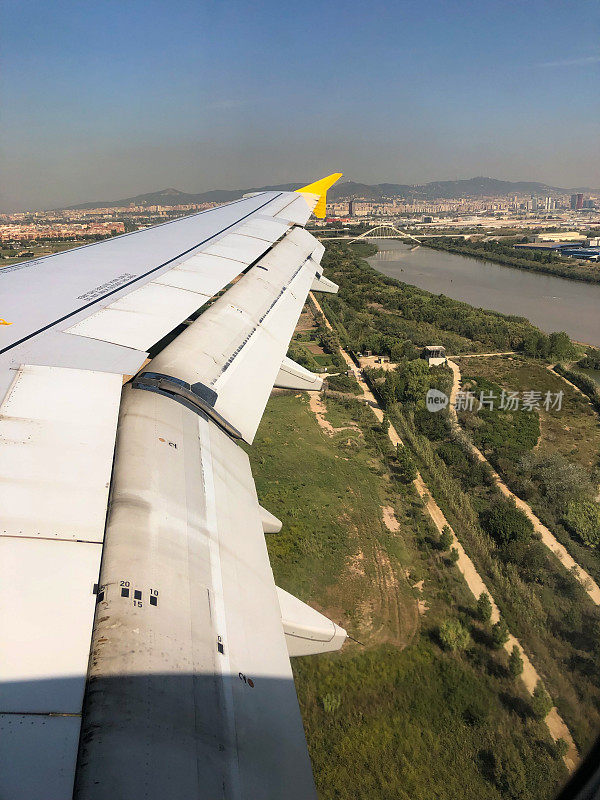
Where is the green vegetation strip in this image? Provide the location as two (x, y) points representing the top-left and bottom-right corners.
(250, 392), (568, 800)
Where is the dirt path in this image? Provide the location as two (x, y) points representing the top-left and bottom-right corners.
(448, 359), (600, 606)
(308, 392), (359, 437)
(308, 293), (579, 771)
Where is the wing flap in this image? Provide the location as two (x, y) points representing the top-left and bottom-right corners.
(62, 223), (293, 354)
(0, 365), (122, 800)
(0, 365), (122, 540)
(64, 281), (208, 352)
(0, 715), (81, 800)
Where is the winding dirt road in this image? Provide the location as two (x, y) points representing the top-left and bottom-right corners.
(448, 358), (600, 606)
(308, 293), (579, 771)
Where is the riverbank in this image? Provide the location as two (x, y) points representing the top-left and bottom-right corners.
(422, 237), (600, 285)
(367, 239), (600, 347)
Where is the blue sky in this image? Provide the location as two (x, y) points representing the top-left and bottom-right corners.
(1, 0), (598, 209)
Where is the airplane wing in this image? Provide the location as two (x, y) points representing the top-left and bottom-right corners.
(0, 174), (346, 799)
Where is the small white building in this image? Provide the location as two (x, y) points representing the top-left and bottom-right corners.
(423, 345), (447, 367)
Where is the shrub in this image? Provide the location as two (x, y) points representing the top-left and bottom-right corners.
(439, 618), (471, 652)
(554, 738), (569, 760)
(564, 499), (600, 548)
(449, 547), (460, 564)
(321, 692), (342, 714)
(479, 499), (534, 547)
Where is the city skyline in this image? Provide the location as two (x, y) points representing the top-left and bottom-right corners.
(1, 0), (599, 211)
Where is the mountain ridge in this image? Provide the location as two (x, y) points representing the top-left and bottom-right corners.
(63, 176), (593, 210)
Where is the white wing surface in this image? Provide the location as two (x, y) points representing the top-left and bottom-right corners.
(0, 175), (345, 799)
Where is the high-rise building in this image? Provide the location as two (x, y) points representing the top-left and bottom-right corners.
(571, 194), (578, 210)
(576, 193), (584, 210)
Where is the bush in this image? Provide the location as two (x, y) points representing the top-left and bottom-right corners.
(491, 619), (510, 650)
(564, 499), (600, 548)
(531, 680), (553, 720)
(439, 619), (471, 652)
(326, 373), (359, 394)
(449, 547), (460, 564)
(439, 525), (453, 551)
(508, 645), (524, 678)
(479, 499), (534, 547)
(321, 692), (342, 714)
(476, 591), (493, 624)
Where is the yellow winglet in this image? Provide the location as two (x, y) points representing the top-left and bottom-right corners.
(295, 173), (342, 219)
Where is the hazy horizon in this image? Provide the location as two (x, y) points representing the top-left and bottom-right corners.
(1, 0), (598, 212)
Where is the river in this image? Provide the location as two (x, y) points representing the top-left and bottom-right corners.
(367, 240), (600, 347)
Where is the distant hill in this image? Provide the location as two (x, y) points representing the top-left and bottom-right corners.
(66, 183), (304, 209)
(329, 177), (572, 201)
(65, 176), (589, 210)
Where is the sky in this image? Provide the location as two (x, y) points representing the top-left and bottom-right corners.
(1, 0), (599, 210)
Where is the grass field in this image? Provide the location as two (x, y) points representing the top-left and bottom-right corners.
(455, 356), (600, 474)
(249, 390), (567, 799)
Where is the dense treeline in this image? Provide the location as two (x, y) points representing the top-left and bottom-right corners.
(554, 364), (600, 412)
(320, 243), (576, 357)
(577, 348), (600, 370)
(424, 237), (600, 285)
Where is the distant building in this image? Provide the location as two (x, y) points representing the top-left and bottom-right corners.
(571, 193), (585, 210)
(535, 231), (585, 242)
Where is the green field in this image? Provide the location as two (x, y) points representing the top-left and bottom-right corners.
(249, 392), (567, 799)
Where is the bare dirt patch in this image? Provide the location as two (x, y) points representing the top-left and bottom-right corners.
(309, 392), (360, 437)
(382, 505), (400, 532)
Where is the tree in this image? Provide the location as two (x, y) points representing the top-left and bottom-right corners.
(520, 330), (551, 359)
(396, 358), (431, 403)
(396, 445), (417, 483)
(578, 348), (600, 370)
(554, 738), (569, 760)
(439, 525), (453, 551)
(531, 680), (553, 720)
(508, 645), (524, 678)
(476, 591), (493, 624)
(448, 547), (460, 564)
(479, 500), (534, 547)
(564, 499), (600, 548)
(491, 619), (509, 649)
(549, 331), (575, 361)
(438, 619), (470, 652)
